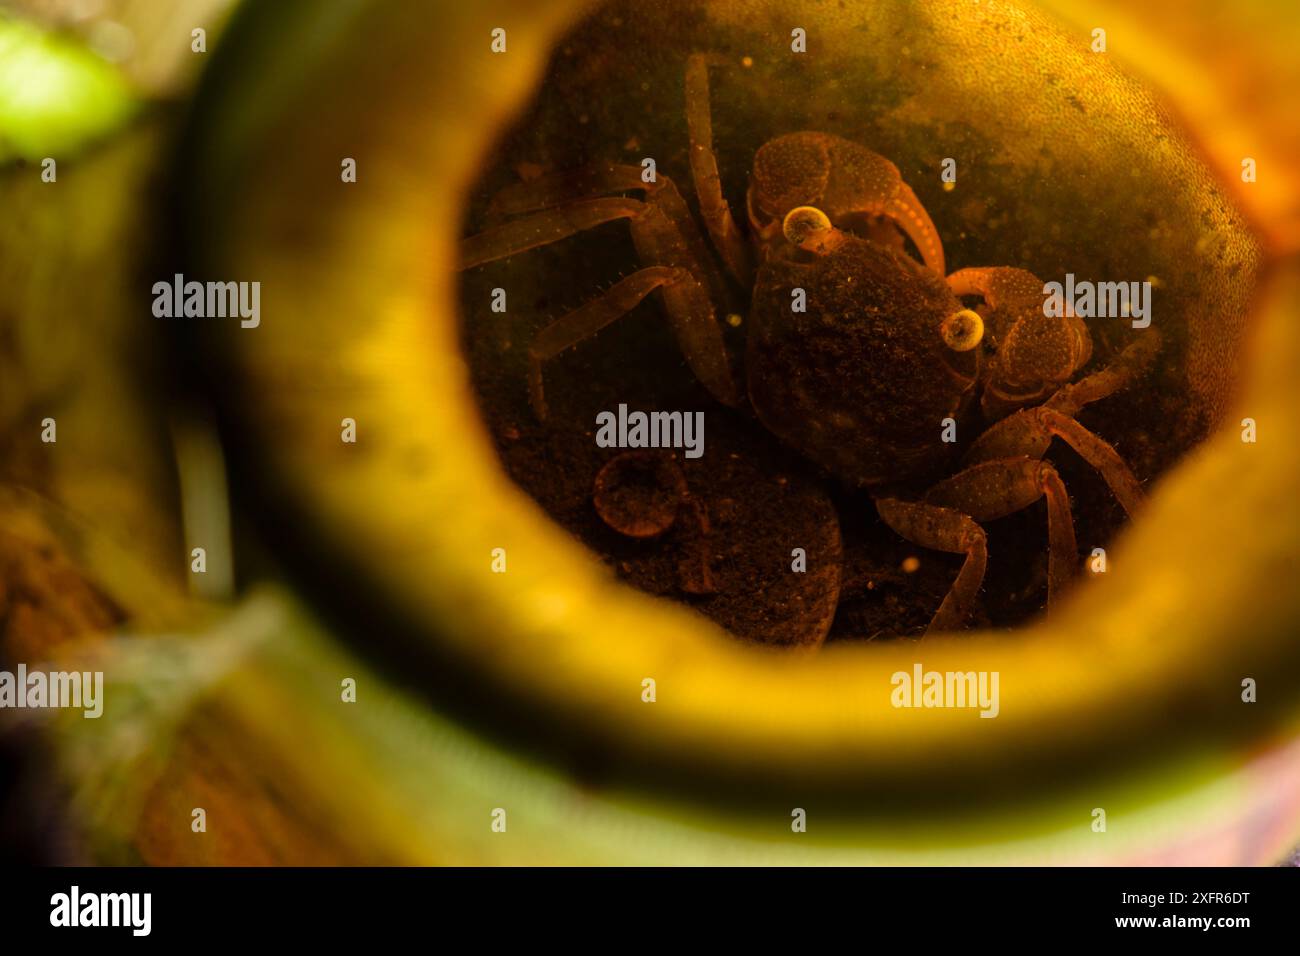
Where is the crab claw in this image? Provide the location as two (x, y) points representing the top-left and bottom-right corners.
(748, 132), (946, 274)
(947, 267), (1093, 417)
(946, 266), (1044, 305)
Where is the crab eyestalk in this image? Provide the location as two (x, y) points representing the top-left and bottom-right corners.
(782, 205), (846, 255)
(941, 308), (985, 352)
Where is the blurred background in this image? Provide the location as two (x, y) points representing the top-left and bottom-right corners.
(1, 0), (1299, 864)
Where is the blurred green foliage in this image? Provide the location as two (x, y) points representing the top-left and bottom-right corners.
(0, 14), (135, 163)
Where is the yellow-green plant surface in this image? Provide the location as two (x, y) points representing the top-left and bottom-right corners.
(3, 0), (1299, 864)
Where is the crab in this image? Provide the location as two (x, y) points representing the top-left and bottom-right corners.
(459, 53), (1160, 635)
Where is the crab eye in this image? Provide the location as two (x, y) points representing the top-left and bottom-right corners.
(941, 308), (984, 352)
(782, 205), (833, 247)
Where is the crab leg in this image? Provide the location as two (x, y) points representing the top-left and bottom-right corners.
(685, 53), (753, 287)
(878, 455), (1078, 634)
(963, 334), (1162, 516)
(460, 198), (642, 269)
(875, 497), (988, 634)
(461, 170), (741, 411)
(526, 266), (736, 419)
(925, 457), (1077, 612)
(483, 163), (649, 222)
(1045, 331), (1163, 418)
(461, 166), (723, 294)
